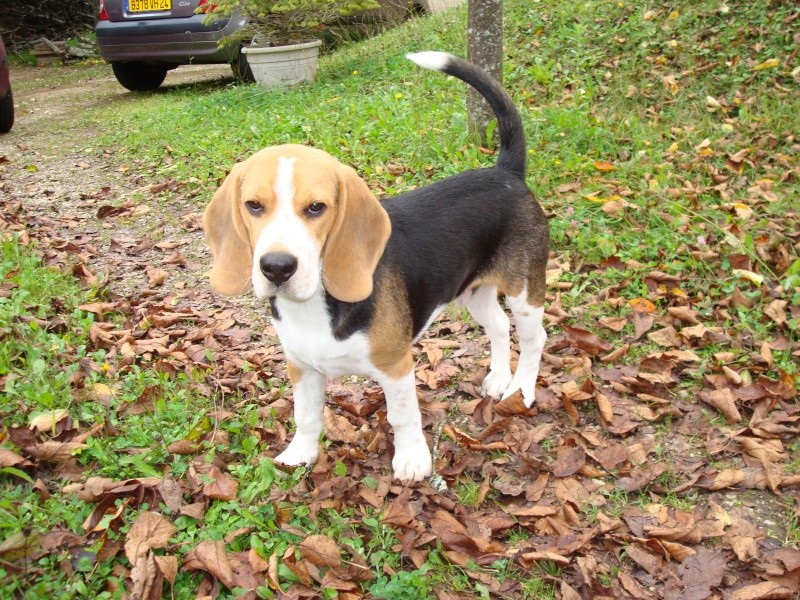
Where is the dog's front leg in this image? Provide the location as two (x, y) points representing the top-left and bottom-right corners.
(377, 370), (432, 482)
(275, 362), (325, 467)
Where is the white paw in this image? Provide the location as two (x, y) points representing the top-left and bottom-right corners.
(392, 442), (433, 482)
(481, 368), (513, 399)
(275, 437), (319, 467)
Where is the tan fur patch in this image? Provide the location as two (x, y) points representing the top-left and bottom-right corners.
(203, 164), (253, 296)
(368, 268), (414, 378)
(467, 232), (547, 304)
(322, 165), (391, 303)
(471, 274), (524, 298)
(287, 360), (303, 385)
(527, 263), (547, 306)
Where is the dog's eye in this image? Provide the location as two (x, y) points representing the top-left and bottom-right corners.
(245, 200), (264, 216)
(305, 202), (326, 217)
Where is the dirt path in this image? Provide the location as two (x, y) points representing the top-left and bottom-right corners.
(8, 62), (232, 127)
(1, 62), (255, 303)
(0, 62), (279, 389)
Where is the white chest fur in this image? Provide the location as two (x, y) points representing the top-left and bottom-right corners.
(272, 289), (374, 378)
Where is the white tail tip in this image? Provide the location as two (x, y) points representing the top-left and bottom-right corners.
(405, 51), (453, 72)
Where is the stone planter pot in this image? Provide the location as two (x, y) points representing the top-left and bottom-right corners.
(242, 40), (323, 89)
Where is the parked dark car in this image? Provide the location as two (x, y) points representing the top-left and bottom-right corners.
(95, 0), (461, 92)
(95, 0), (250, 91)
(0, 34), (13, 133)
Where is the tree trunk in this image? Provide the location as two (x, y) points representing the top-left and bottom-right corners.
(467, 0), (503, 146)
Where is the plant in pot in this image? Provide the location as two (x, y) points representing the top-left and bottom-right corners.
(207, 0), (377, 88)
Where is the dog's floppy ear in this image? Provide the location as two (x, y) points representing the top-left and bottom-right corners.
(323, 165), (391, 303)
(203, 164), (253, 296)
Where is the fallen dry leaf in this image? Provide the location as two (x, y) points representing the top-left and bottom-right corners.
(145, 266), (168, 287)
(647, 327), (681, 347)
(564, 325), (612, 356)
(154, 554), (178, 586)
(28, 409), (70, 434)
(298, 534), (341, 568)
(0, 447), (32, 468)
(124, 511), (177, 563)
(729, 580), (795, 600)
(202, 466), (239, 501)
(24, 441), (88, 462)
(129, 551), (162, 600)
(519, 550), (570, 566)
(698, 388), (742, 423)
(323, 406), (359, 443)
(552, 445), (586, 478)
(184, 540), (235, 589)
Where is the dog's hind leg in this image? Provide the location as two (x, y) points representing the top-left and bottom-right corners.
(504, 288), (546, 407)
(459, 285), (513, 399)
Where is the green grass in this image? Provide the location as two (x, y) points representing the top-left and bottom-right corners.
(100, 0), (799, 349)
(3, 0), (799, 596)
(0, 239), (99, 421)
(786, 498), (800, 548)
(520, 576), (556, 600)
(453, 473), (484, 507)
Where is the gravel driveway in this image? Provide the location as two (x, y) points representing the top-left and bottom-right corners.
(1, 62), (241, 301)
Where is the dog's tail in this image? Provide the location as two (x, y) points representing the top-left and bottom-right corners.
(406, 51), (526, 179)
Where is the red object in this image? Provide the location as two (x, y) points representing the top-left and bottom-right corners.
(0, 33), (13, 133)
(98, 0), (109, 21)
(197, 0), (218, 13)
(0, 35), (10, 98)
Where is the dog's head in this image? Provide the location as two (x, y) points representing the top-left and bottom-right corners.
(203, 145), (391, 303)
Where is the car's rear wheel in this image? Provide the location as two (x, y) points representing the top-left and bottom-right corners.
(111, 62), (169, 91)
(231, 47), (254, 83)
(0, 88), (13, 134)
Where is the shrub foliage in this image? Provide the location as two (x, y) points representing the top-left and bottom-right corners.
(0, 0), (96, 49)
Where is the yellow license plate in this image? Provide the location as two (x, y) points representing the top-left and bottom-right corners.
(128, 0), (171, 12)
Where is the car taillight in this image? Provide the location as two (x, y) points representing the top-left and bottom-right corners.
(197, 0), (218, 13)
(98, 0), (109, 20)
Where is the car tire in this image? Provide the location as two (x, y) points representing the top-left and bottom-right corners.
(231, 48), (255, 83)
(111, 62), (169, 91)
(0, 87), (13, 134)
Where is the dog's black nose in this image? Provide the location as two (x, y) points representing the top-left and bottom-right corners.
(259, 252), (298, 285)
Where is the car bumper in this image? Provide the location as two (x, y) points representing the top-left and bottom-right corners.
(96, 14), (247, 64)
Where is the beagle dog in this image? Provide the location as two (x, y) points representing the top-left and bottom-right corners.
(203, 52), (549, 482)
